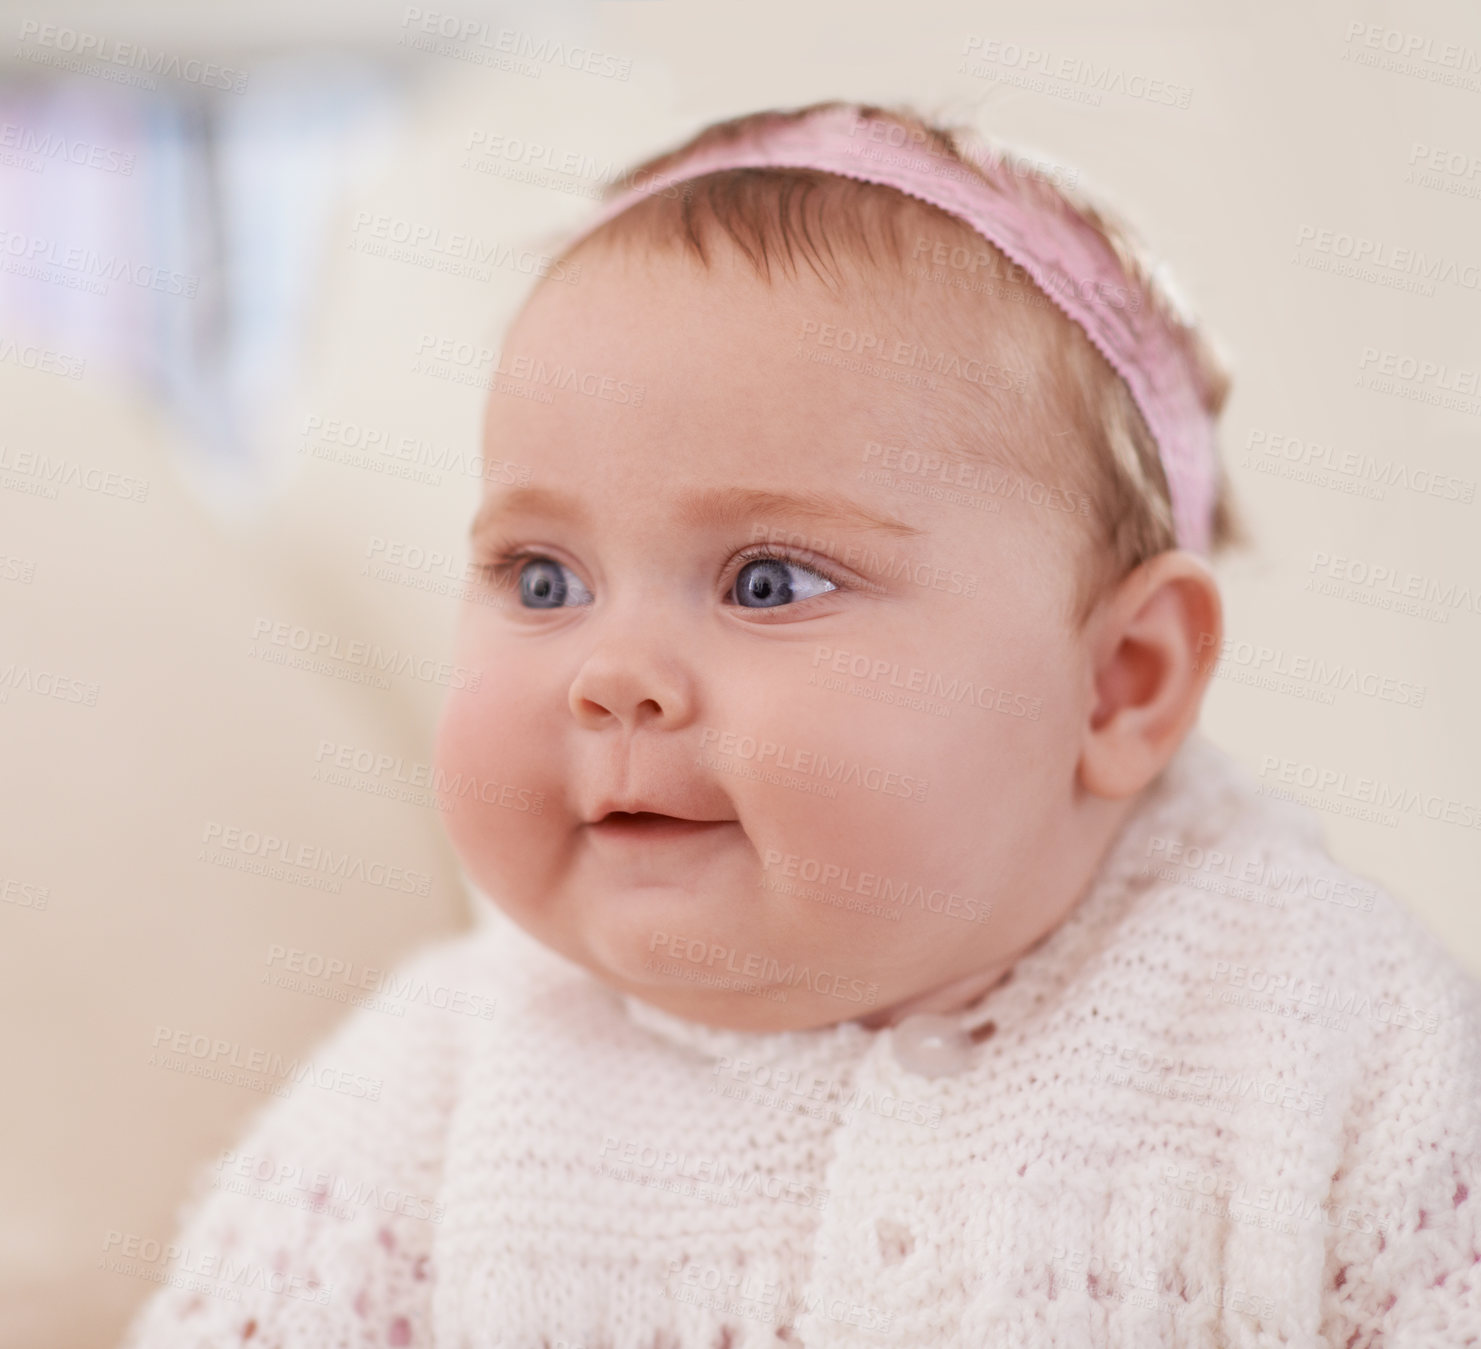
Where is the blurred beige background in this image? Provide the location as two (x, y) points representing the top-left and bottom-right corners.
(2, 1), (1478, 1344)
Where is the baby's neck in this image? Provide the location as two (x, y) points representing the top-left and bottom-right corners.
(854, 959), (1016, 1030)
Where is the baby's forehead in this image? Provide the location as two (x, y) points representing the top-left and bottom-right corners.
(524, 219), (1054, 449)
(569, 207), (1019, 338)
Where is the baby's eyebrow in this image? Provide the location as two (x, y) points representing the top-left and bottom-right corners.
(677, 485), (926, 538)
(470, 484), (926, 542)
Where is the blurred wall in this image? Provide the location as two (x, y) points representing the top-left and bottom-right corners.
(2, 1), (1478, 1345)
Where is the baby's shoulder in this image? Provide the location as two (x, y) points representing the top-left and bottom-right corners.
(113, 923), (506, 1348)
(1134, 734), (1479, 1025)
(1091, 736), (1481, 1153)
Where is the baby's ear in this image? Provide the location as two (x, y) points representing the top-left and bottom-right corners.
(1077, 550), (1223, 799)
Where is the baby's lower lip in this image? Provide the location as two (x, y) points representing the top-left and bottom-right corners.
(587, 813), (735, 842)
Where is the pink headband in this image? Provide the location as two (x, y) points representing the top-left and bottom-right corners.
(564, 104), (1216, 553)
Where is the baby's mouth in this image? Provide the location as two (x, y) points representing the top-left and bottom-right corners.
(587, 811), (735, 841)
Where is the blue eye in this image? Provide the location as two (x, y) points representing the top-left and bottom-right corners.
(478, 544), (841, 611)
(731, 552), (838, 609)
(485, 554), (593, 609)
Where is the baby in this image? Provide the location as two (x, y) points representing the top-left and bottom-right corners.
(120, 101), (1480, 1348)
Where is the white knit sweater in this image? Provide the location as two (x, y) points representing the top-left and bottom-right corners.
(117, 733), (1481, 1348)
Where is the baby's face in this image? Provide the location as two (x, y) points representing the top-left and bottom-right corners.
(435, 232), (1113, 1030)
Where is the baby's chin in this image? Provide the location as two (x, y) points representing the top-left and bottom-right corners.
(538, 881), (878, 1033)
(596, 958), (877, 1033)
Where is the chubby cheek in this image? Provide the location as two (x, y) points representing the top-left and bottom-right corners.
(697, 645), (970, 962)
(432, 666), (566, 914)
(732, 623), (1081, 972)
(738, 672), (925, 859)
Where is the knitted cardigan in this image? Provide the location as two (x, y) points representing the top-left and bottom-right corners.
(116, 733), (1481, 1349)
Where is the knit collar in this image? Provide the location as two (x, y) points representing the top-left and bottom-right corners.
(462, 731), (1233, 1058)
(617, 989), (876, 1061)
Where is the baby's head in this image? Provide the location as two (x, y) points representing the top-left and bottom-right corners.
(434, 101), (1238, 1031)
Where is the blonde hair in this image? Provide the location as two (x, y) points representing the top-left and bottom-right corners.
(558, 99), (1243, 624)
